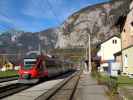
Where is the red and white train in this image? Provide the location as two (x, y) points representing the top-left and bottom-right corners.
(18, 54), (73, 84)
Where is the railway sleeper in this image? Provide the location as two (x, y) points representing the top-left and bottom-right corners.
(35, 71), (81, 100)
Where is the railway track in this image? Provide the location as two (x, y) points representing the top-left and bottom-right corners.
(0, 80), (18, 88)
(0, 71), (77, 99)
(0, 83), (31, 99)
(36, 71), (81, 100)
(0, 76), (18, 83)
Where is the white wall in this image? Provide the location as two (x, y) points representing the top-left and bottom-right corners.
(98, 37), (121, 61)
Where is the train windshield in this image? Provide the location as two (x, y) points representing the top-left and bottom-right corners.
(23, 59), (36, 70)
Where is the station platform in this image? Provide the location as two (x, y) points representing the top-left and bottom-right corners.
(3, 79), (64, 100)
(73, 71), (109, 100)
(2, 71), (109, 100)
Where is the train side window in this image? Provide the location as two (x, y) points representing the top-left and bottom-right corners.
(46, 60), (53, 68)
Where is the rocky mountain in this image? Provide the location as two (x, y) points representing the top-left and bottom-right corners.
(37, 28), (58, 50)
(0, 0), (132, 53)
(56, 0), (132, 48)
(0, 28), (58, 54)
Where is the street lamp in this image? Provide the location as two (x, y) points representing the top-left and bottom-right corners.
(88, 33), (91, 73)
(85, 33), (91, 73)
(85, 26), (92, 73)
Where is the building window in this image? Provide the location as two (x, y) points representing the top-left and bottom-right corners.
(112, 40), (114, 44)
(131, 21), (133, 27)
(112, 39), (117, 44)
(124, 54), (128, 67)
(123, 29), (126, 32)
(115, 40), (117, 44)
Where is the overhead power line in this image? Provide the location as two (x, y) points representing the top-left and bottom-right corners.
(45, 0), (60, 24)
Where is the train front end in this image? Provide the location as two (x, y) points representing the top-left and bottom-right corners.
(18, 58), (39, 84)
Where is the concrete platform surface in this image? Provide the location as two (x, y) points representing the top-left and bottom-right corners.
(73, 72), (109, 100)
(3, 79), (64, 100)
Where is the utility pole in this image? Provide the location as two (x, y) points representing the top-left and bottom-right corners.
(85, 44), (89, 72)
(85, 26), (92, 73)
(88, 34), (91, 73)
(85, 33), (91, 73)
(38, 33), (42, 55)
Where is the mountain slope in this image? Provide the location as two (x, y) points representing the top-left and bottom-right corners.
(56, 0), (131, 48)
(0, 28), (58, 54)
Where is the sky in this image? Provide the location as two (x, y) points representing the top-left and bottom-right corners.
(0, 0), (109, 32)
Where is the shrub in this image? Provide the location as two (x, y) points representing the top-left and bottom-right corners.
(107, 76), (118, 95)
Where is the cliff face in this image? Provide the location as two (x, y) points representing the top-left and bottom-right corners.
(56, 0), (131, 48)
(0, 28), (58, 54)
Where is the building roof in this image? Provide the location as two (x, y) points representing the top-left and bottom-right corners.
(122, 45), (133, 51)
(114, 51), (122, 57)
(98, 35), (120, 46)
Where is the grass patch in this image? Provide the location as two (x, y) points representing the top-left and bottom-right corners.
(99, 74), (110, 83)
(0, 70), (18, 78)
(91, 71), (98, 78)
(91, 72), (109, 85)
(97, 74), (133, 99)
(118, 76), (133, 86)
(98, 74), (133, 86)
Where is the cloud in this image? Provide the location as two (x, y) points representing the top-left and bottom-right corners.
(0, 12), (23, 30)
(0, 14), (26, 30)
(0, 0), (108, 32)
(0, 15), (13, 23)
(0, 0), (91, 31)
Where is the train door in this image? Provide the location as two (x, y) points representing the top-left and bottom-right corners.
(46, 59), (56, 77)
(42, 60), (48, 77)
(37, 59), (44, 77)
(57, 61), (64, 73)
